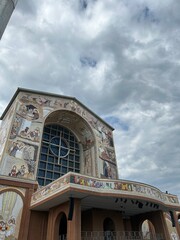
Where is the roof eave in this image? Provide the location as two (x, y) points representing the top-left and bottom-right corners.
(0, 88), (114, 130)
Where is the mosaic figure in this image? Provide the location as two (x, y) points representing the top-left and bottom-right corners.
(16, 165), (26, 177)
(0, 220), (6, 240)
(10, 115), (23, 139)
(20, 127), (40, 142)
(8, 165), (17, 177)
(84, 150), (92, 175)
(5, 216), (16, 238)
(21, 94), (51, 107)
(103, 161), (112, 179)
(9, 142), (20, 157)
(23, 145), (35, 174)
(0, 191), (23, 240)
(8, 140), (37, 179)
(17, 103), (39, 120)
(99, 145), (111, 161)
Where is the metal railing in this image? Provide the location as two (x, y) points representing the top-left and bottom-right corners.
(81, 231), (164, 240)
(59, 235), (67, 240)
(59, 231), (164, 240)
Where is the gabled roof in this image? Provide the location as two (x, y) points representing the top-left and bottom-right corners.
(0, 88), (114, 130)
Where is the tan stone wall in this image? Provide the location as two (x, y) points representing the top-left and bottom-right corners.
(27, 211), (48, 240)
(91, 208), (124, 232)
(82, 209), (93, 231)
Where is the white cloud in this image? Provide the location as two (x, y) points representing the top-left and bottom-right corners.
(0, 0), (180, 199)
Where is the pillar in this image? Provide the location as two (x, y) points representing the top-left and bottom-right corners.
(46, 198), (81, 240)
(67, 198), (81, 240)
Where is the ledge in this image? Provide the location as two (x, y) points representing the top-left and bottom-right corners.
(31, 172), (179, 208)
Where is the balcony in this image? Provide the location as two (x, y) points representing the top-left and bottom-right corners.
(31, 172), (180, 212)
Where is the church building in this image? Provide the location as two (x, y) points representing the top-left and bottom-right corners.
(0, 88), (180, 240)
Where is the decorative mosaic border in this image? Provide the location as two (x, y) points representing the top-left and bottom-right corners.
(31, 172), (179, 206)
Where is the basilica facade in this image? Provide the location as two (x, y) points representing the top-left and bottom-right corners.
(0, 88), (180, 240)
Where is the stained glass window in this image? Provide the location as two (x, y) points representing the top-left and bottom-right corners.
(37, 124), (80, 186)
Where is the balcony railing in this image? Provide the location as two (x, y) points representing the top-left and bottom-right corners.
(81, 231), (164, 240)
(31, 172), (179, 208)
(59, 231), (164, 240)
(59, 235), (67, 240)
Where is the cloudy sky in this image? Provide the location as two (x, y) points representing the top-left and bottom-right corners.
(0, 0), (180, 198)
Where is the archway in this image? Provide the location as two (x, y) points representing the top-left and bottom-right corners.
(37, 110), (96, 186)
(103, 217), (115, 240)
(59, 213), (67, 240)
(141, 219), (156, 240)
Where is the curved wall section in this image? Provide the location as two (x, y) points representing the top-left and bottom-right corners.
(31, 172), (179, 210)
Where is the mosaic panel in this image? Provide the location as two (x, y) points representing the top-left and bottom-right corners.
(0, 191), (23, 240)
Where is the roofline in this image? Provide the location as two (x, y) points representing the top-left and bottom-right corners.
(0, 88), (114, 130)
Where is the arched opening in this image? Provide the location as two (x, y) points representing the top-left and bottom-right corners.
(141, 219), (156, 240)
(103, 217), (115, 240)
(37, 110), (96, 186)
(59, 213), (67, 240)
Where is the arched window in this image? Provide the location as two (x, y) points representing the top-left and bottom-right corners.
(141, 219), (156, 240)
(103, 217), (115, 240)
(178, 214), (180, 224)
(37, 124), (80, 186)
(59, 213), (67, 240)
